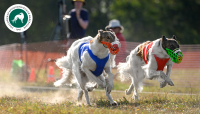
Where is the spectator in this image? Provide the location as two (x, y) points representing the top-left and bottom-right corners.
(106, 19), (127, 63)
(67, 0), (89, 46)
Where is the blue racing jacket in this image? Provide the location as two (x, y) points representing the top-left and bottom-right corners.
(78, 42), (109, 76)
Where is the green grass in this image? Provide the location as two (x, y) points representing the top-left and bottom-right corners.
(0, 91), (199, 114)
(1, 69), (200, 113)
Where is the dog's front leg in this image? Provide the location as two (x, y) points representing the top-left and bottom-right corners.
(82, 68), (106, 88)
(104, 67), (117, 106)
(160, 64), (174, 87)
(104, 67), (113, 94)
(145, 69), (173, 88)
(143, 58), (174, 88)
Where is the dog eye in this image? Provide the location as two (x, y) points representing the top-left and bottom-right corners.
(107, 37), (110, 39)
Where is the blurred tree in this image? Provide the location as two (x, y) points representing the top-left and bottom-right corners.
(0, 0), (200, 45)
(83, 0), (114, 37)
(109, 0), (200, 44)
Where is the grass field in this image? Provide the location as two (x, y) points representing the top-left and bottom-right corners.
(0, 69), (200, 113)
(0, 90), (199, 113)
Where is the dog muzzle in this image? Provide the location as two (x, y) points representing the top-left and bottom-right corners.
(166, 48), (183, 64)
(101, 41), (120, 55)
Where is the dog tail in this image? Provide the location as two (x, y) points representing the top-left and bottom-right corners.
(55, 53), (72, 69)
(54, 69), (76, 87)
(117, 55), (131, 82)
(54, 49), (75, 87)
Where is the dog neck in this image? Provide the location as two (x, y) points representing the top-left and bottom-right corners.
(89, 35), (109, 59)
(152, 39), (169, 58)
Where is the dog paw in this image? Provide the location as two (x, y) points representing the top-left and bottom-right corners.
(87, 103), (91, 106)
(160, 81), (167, 88)
(125, 89), (132, 95)
(111, 101), (118, 106)
(87, 88), (93, 92)
(134, 95), (139, 101)
(164, 77), (174, 85)
(167, 81), (174, 86)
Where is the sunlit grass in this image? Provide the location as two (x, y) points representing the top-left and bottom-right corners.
(0, 91), (199, 113)
(0, 68), (200, 113)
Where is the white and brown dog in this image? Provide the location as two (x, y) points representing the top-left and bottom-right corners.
(54, 28), (120, 106)
(117, 35), (182, 101)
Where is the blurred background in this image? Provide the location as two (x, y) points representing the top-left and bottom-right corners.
(0, 0), (200, 93)
(1, 0), (200, 44)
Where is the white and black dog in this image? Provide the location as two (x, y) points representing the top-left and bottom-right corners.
(54, 28), (120, 106)
(117, 35), (183, 101)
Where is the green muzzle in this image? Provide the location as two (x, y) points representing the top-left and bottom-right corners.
(166, 48), (183, 64)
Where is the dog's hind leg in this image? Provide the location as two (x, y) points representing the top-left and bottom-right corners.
(132, 72), (139, 101)
(72, 64), (85, 89)
(72, 64), (91, 105)
(82, 75), (91, 105)
(125, 78), (134, 95)
(131, 69), (144, 101)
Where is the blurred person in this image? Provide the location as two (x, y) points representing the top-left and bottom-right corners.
(67, 0), (89, 47)
(106, 19), (127, 64)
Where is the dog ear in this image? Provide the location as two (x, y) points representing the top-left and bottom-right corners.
(161, 35), (167, 49)
(98, 30), (104, 41)
(105, 26), (115, 42)
(105, 26), (110, 31)
(162, 35), (167, 42)
(105, 26), (113, 32)
(172, 35), (177, 40)
(98, 29), (103, 34)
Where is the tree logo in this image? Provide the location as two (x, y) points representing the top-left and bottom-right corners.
(4, 4), (33, 33)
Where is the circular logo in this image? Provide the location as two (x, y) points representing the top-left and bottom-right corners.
(4, 4), (33, 33)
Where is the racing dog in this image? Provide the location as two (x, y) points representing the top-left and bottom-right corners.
(117, 35), (183, 101)
(54, 28), (120, 106)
